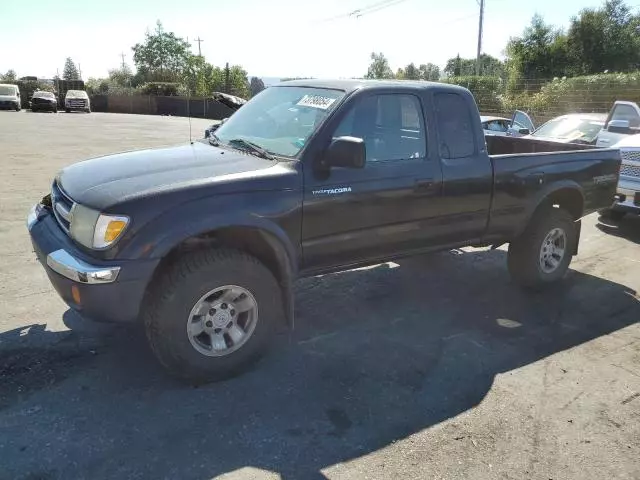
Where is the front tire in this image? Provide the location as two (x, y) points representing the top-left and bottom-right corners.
(143, 249), (282, 385)
(508, 208), (576, 289)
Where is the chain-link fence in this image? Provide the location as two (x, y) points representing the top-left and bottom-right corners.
(89, 94), (236, 120)
(447, 73), (640, 125)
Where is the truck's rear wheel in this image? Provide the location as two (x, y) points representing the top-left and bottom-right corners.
(143, 249), (281, 385)
(508, 208), (576, 289)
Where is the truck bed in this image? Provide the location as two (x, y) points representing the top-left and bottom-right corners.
(484, 135), (621, 242)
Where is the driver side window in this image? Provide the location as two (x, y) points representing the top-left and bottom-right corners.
(332, 94), (427, 163)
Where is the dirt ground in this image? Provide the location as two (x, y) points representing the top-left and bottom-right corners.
(0, 111), (639, 480)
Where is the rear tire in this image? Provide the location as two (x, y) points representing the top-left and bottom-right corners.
(143, 248), (282, 385)
(508, 208), (576, 289)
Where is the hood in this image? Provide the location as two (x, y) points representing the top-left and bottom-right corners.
(58, 141), (281, 210)
(612, 133), (640, 149)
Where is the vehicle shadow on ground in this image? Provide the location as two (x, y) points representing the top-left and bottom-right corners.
(1, 249), (638, 480)
(596, 213), (640, 245)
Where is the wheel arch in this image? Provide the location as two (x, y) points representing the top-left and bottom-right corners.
(143, 221), (298, 328)
(517, 182), (585, 255)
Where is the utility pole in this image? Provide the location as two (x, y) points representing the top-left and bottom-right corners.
(120, 52), (126, 69)
(78, 63), (82, 80)
(476, 0), (485, 76)
(224, 62), (230, 94)
(195, 36), (204, 57)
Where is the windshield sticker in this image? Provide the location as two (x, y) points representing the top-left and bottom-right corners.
(297, 94), (336, 110)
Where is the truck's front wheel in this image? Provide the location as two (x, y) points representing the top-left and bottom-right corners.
(144, 249), (281, 384)
(508, 208), (576, 289)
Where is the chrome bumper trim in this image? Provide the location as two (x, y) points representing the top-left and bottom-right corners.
(46, 249), (121, 284)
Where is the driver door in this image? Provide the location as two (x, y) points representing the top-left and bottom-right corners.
(301, 92), (444, 273)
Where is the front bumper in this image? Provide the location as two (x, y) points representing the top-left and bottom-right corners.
(611, 176), (640, 214)
(27, 204), (159, 323)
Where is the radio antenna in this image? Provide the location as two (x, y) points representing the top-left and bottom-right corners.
(187, 86), (193, 143)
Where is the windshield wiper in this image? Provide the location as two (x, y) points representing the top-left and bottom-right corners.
(228, 138), (274, 160)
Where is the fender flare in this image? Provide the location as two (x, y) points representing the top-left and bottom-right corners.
(137, 213), (299, 328)
(515, 180), (585, 237)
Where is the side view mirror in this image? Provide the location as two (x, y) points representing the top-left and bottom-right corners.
(518, 128), (530, 135)
(607, 119), (631, 134)
(204, 123), (221, 138)
(322, 136), (366, 169)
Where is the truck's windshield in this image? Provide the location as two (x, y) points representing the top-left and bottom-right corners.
(213, 86), (345, 158)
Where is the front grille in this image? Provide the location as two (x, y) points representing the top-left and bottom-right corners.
(620, 163), (640, 177)
(67, 99), (87, 108)
(32, 98), (52, 105)
(51, 181), (75, 234)
(620, 150), (640, 178)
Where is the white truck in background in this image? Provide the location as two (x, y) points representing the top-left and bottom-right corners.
(595, 101), (640, 219)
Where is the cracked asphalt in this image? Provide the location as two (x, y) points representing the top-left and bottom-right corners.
(0, 111), (639, 480)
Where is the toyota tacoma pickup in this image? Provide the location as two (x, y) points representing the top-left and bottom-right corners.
(27, 80), (621, 384)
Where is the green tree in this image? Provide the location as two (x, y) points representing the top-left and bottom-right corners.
(566, 0), (640, 75)
(399, 62), (421, 80)
(365, 52), (394, 79)
(505, 14), (569, 85)
(1, 69), (17, 82)
(132, 20), (191, 83)
(418, 63), (440, 81)
(85, 78), (110, 95)
(226, 65), (251, 98)
(250, 77), (266, 97)
(108, 65), (134, 87)
(62, 58), (80, 80)
(444, 54), (504, 77)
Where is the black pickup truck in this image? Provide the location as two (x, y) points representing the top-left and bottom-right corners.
(27, 80), (621, 384)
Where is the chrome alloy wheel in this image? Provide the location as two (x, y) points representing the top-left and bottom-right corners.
(539, 227), (566, 274)
(186, 285), (258, 357)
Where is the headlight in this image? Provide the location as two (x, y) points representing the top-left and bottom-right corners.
(69, 204), (129, 249)
(93, 214), (129, 248)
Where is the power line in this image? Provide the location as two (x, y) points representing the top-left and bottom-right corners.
(317, 0), (411, 23)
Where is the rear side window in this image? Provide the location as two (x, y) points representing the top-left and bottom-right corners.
(434, 92), (475, 158)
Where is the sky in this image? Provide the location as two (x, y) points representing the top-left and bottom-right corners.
(2, 0), (640, 81)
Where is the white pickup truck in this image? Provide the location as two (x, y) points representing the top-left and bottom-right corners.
(594, 101), (640, 218)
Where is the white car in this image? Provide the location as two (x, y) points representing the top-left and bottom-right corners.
(600, 133), (640, 219)
(525, 113), (607, 145)
(0, 83), (21, 111)
(64, 89), (91, 113)
(481, 110), (533, 137)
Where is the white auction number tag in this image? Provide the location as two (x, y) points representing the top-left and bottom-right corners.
(296, 94), (336, 110)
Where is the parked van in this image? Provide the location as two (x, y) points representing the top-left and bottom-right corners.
(64, 90), (90, 113)
(0, 84), (21, 111)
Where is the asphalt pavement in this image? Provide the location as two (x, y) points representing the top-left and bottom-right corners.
(0, 111), (638, 480)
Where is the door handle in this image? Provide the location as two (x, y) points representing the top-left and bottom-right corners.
(414, 178), (436, 193)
